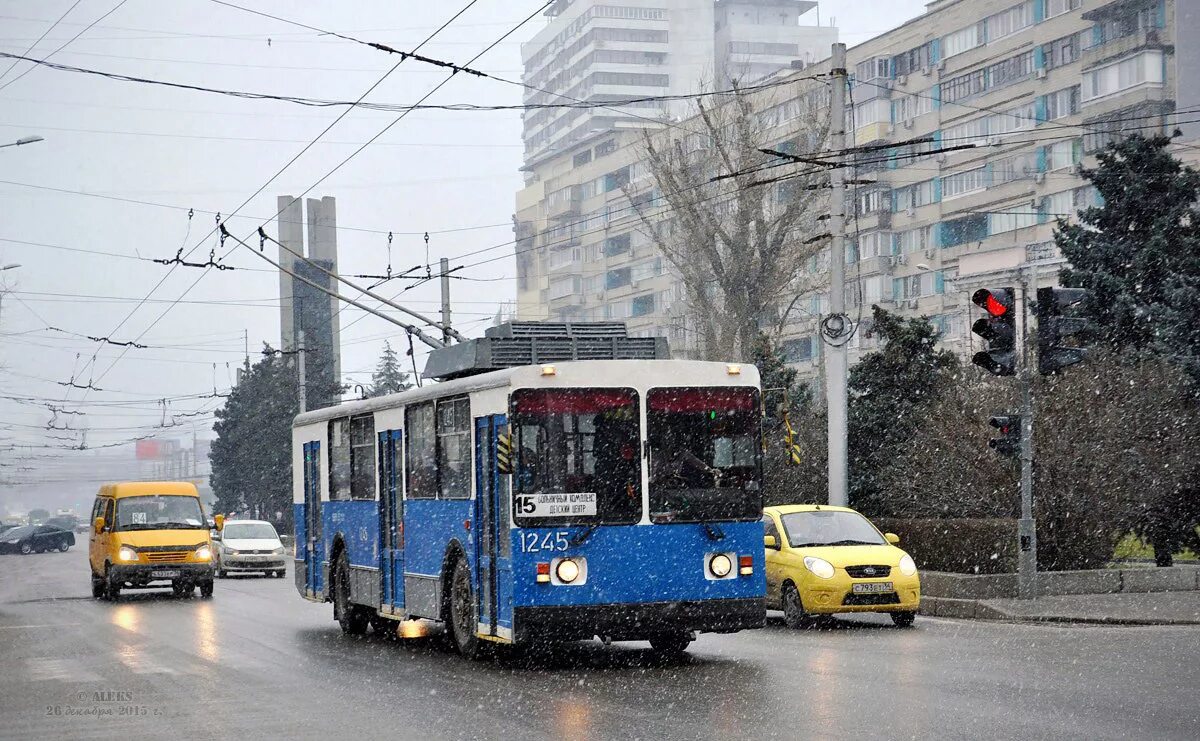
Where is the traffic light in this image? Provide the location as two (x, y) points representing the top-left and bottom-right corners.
(783, 413), (802, 466)
(971, 288), (1017, 377)
(988, 415), (1022, 458)
(1037, 287), (1091, 375)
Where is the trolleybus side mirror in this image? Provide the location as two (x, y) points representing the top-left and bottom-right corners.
(885, 532), (900, 545)
(93, 517), (105, 534)
(214, 514), (225, 532)
(763, 534), (778, 550)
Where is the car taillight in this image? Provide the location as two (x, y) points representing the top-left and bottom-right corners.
(536, 562), (550, 583)
(739, 554), (753, 576)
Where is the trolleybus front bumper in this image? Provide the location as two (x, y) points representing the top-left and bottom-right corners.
(514, 597), (764, 642)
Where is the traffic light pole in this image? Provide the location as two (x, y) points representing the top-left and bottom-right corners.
(1016, 271), (1038, 600)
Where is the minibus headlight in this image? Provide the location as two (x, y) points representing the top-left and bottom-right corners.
(118, 546), (138, 562)
(195, 545), (212, 561)
(708, 553), (733, 578)
(555, 558), (580, 584)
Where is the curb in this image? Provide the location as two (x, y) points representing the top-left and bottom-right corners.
(921, 596), (1200, 626)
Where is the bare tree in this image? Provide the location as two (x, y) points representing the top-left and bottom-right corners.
(631, 84), (829, 361)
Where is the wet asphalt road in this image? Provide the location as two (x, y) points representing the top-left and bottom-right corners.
(1, 547), (1197, 741)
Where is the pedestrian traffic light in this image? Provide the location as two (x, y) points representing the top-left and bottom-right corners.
(1036, 287), (1091, 375)
(971, 288), (1016, 376)
(988, 415), (1022, 458)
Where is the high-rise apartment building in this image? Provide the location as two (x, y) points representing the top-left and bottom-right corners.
(277, 195), (342, 409)
(514, 0), (1196, 375)
(520, 0), (837, 169)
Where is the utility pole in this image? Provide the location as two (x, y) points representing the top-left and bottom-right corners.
(440, 256), (452, 344)
(824, 42), (849, 507)
(297, 338), (307, 414)
(1016, 268), (1038, 599)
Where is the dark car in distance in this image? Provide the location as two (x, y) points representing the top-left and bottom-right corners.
(0, 525), (76, 555)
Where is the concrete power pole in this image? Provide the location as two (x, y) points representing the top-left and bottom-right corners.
(1016, 269), (1038, 599)
(440, 256), (452, 344)
(297, 339), (307, 414)
(824, 42), (849, 507)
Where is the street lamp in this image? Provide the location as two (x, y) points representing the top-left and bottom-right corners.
(0, 135), (44, 149)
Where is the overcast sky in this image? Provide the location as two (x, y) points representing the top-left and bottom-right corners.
(0, 0), (928, 492)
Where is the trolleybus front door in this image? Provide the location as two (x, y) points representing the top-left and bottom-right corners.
(302, 441), (322, 598)
(378, 429), (405, 613)
(474, 414), (512, 638)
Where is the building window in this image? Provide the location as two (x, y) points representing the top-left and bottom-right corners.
(1045, 0), (1082, 19)
(892, 91), (933, 124)
(405, 402), (437, 499)
(984, 3), (1033, 43)
(942, 25), (980, 59)
(1044, 138), (1082, 170)
(855, 57), (890, 82)
(941, 214), (989, 247)
(893, 180), (934, 211)
(631, 294), (655, 317)
(730, 41), (800, 56)
(855, 188), (888, 215)
(941, 69), (986, 104)
(942, 167), (988, 200)
(1082, 51), (1164, 102)
(1083, 105), (1168, 152)
(604, 233), (631, 256)
(1042, 32), (1083, 71)
(592, 71), (670, 87)
(606, 267), (631, 290)
(1044, 86), (1081, 120)
(853, 98), (891, 128)
(892, 43), (931, 77)
(572, 149), (592, 168)
(856, 231), (892, 260)
(603, 166), (630, 192)
(329, 418), (351, 501)
(989, 204), (1039, 234)
(594, 139), (617, 157)
(987, 50), (1035, 88)
(781, 337), (814, 363)
(349, 416), (375, 500)
(993, 151), (1038, 184)
(1093, 3), (1165, 47)
(437, 398), (471, 500)
(897, 226), (932, 254)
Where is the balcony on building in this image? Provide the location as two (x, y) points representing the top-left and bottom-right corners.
(1081, 0), (1171, 70)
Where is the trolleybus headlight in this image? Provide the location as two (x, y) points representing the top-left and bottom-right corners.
(118, 546), (138, 562)
(803, 556), (835, 579)
(708, 553), (733, 578)
(195, 545), (212, 561)
(555, 558), (580, 584)
(899, 554), (917, 576)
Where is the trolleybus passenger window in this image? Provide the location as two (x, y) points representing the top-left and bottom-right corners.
(511, 388), (640, 525)
(437, 398), (471, 499)
(647, 387), (762, 524)
(329, 418), (352, 501)
(405, 402), (437, 499)
(349, 416), (376, 500)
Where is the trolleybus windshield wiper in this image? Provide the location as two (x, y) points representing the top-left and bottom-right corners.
(569, 523), (599, 547)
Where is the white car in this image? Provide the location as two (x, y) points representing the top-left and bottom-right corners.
(213, 520), (287, 578)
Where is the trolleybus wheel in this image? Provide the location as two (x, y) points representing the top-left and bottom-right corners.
(449, 557), (483, 660)
(649, 632), (693, 656)
(333, 552), (369, 635)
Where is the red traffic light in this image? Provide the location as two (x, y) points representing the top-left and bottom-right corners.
(972, 288), (1013, 318)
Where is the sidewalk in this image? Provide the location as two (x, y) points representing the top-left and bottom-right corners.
(923, 591), (1200, 626)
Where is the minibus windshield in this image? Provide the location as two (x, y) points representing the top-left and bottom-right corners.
(115, 495), (206, 531)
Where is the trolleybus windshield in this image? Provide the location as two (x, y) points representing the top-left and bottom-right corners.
(511, 387), (641, 526)
(647, 387), (762, 523)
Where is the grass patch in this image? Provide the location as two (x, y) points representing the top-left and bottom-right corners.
(1113, 533), (1198, 561)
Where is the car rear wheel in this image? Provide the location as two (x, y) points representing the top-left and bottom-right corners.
(19, 542), (31, 555)
(890, 610), (916, 628)
(59, 541), (70, 552)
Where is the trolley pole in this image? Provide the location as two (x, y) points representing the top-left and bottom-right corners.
(440, 256), (453, 344)
(1016, 268), (1038, 599)
(825, 42), (849, 507)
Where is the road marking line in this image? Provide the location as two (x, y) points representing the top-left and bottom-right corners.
(25, 657), (103, 682)
(0, 623), (82, 629)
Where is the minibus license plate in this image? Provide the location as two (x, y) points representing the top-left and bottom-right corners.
(852, 582), (893, 594)
(151, 569), (181, 578)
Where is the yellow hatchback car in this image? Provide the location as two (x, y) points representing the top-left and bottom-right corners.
(763, 505), (920, 627)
